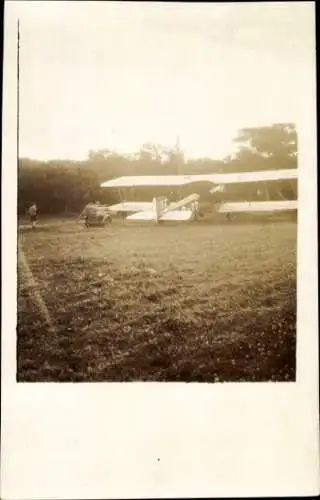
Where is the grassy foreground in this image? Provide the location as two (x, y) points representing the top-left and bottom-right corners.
(17, 218), (296, 382)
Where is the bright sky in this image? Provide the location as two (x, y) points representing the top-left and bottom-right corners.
(10, 1), (315, 160)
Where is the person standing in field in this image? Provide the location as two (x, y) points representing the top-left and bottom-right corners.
(94, 201), (107, 225)
(190, 199), (200, 221)
(28, 203), (38, 229)
(193, 199), (200, 219)
(77, 201), (110, 227)
(77, 201), (96, 227)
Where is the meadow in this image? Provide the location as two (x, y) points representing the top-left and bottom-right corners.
(17, 217), (297, 382)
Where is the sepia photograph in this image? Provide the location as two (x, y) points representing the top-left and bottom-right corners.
(15, 1), (302, 383)
(2, 2), (318, 499)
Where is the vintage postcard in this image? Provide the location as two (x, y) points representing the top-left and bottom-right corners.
(1, 1), (318, 498)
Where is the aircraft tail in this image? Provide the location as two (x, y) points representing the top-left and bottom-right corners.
(127, 209), (194, 221)
(126, 194), (199, 222)
(162, 193), (200, 213)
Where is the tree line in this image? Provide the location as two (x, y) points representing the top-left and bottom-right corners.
(18, 123), (298, 215)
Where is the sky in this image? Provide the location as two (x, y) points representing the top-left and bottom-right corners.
(9, 1), (315, 160)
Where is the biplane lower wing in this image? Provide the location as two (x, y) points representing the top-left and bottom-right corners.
(218, 200), (298, 213)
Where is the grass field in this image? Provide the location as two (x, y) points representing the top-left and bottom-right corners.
(17, 217), (297, 382)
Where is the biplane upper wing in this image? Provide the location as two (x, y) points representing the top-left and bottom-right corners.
(208, 168), (297, 190)
(100, 175), (198, 188)
(101, 169), (297, 189)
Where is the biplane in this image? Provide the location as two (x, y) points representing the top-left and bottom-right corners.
(101, 168), (298, 222)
